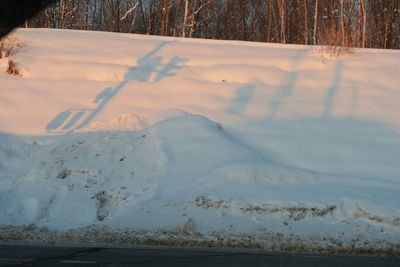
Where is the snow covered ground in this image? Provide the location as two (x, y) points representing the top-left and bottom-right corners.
(0, 29), (399, 256)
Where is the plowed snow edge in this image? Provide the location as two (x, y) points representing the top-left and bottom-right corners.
(1, 224), (399, 258)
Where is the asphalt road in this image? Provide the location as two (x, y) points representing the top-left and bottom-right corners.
(0, 245), (399, 266)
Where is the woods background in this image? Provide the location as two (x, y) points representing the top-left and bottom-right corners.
(26, 0), (399, 49)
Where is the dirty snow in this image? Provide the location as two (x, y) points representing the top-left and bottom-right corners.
(0, 29), (400, 256)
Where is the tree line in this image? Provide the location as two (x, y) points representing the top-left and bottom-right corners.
(27, 0), (400, 49)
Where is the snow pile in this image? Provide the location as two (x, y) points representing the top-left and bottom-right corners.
(0, 29), (400, 255)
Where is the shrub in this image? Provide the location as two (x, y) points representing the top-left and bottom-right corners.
(319, 24), (353, 58)
(320, 44), (352, 59)
(6, 60), (20, 76)
(0, 36), (23, 75)
(0, 36), (23, 59)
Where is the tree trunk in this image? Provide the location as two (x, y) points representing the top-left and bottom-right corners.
(85, 0), (89, 30)
(182, 0), (189, 37)
(139, 0), (147, 34)
(93, 0), (97, 31)
(278, 0), (286, 43)
(173, 0), (181, 37)
(360, 0), (366, 48)
(304, 0), (308, 44)
(313, 0), (318, 45)
(340, 0), (345, 46)
(265, 1), (273, 42)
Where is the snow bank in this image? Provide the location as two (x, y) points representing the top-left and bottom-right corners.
(0, 29), (399, 256)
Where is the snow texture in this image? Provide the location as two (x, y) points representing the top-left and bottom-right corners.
(0, 29), (399, 256)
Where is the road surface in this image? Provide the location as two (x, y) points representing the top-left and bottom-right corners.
(0, 245), (399, 266)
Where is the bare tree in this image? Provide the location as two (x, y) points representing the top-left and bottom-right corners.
(27, 0), (400, 49)
(313, 0), (318, 45)
(278, 0), (286, 43)
(304, 0), (309, 44)
(182, 0), (189, 37)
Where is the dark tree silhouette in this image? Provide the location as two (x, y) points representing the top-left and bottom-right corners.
(0, 0), (59, 38)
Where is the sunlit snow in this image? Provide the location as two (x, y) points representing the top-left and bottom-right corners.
(0, 29), (399, 254)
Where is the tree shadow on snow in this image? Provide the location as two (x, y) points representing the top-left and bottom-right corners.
(267, 50), (306, 119)
(45, 41), (189, 133)
(226, 84), (255, 115)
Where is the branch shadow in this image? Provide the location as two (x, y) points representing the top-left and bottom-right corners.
(226, 84), (255, 115)
(46, 41), (189, 134)
(323, 61), (344, 119)
(267, 51), (305, 119)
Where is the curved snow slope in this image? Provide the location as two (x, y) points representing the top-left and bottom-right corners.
(1, 29), (400, 180)
(0, 29), (399, 251)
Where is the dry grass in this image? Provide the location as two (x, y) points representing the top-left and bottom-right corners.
(0, 36), (23, 59)
(320, 44), (352, 58)
(7, 60), (21, 76)
(319, 25), (353, 59)
(0, 35), (23, 76)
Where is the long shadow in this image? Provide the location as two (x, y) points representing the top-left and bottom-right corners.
(323, 61), (344, 118)
(349, 84), (359, 119)
(267, 51), (305, 119)
(46, 41), (189, 133)
(226, 84), (255, 115)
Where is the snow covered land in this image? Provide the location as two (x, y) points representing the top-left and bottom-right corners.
(1, 29), (399, 256)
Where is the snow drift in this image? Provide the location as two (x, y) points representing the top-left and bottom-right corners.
(0, 29), (399, 256)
